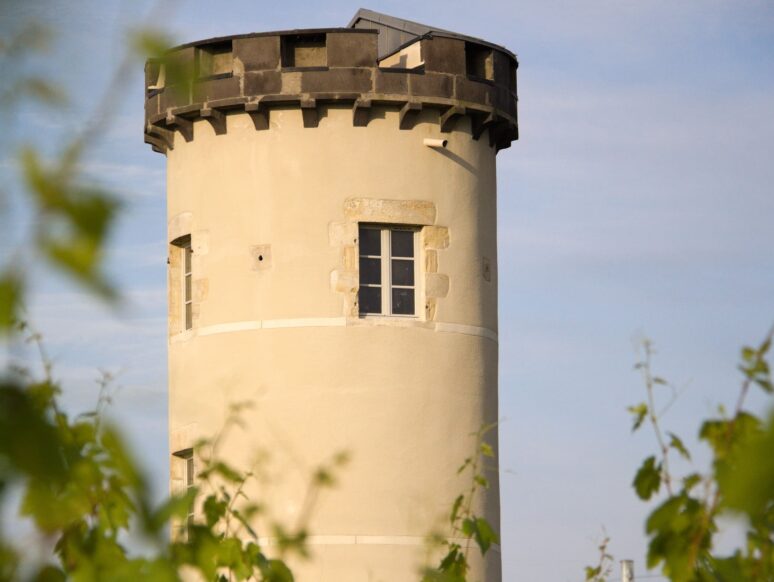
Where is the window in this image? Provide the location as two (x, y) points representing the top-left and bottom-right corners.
(172, 235), (193, 330)
(358, 225), (417, 316)
(281, 33), (327, 68)
(465, 42), (493, 81)
(197, 41), (233, 78)
(173, 449), (195, 540)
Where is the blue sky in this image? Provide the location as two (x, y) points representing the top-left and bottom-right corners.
(2, 1), (774, 580)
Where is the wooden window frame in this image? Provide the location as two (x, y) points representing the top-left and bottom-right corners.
(358, 224), (419, 317)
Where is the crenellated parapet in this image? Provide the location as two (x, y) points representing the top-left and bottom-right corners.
(144, 28), (518, 154)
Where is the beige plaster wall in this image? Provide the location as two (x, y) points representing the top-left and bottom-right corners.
(166, 106), (501, 581)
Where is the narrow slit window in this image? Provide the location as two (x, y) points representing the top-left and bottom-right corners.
(465, 42), (493, 81)
(172, 235), (193, 331)
(183, 241), (192, 330)
(185, 454), (194, 534)
(358, 225), (417, 317)
(173, 448), (195, 540)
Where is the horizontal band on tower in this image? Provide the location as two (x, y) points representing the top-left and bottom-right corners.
(173, 317), (497, 343)
(258, 534), (501, 553)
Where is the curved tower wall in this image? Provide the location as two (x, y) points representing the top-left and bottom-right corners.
(146, 26), (518, 582)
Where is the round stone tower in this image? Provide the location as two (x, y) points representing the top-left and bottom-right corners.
(144, 10), (517, 581)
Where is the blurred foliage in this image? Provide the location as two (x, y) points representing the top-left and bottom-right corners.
(584, 534), (613, 582)
(421, 425), (500, 582)
(0, 13), (498, 582)
(0, 329), (340, 581)
(586, 330), (774, 581)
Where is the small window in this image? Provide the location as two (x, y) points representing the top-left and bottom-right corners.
(358, 225), (418, 317)
(197, 41), (233, 78)
(465, 42), (493, 81)
(172, 235), (193, 330)
(281, 33), (327, 68)
(173, 449), (195, 540)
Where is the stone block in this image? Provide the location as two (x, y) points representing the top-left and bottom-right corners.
(329, 221), (358, 246)
(193, 76), (240, 103)
(425, 250), (438, 273)
(342, 245), (357, 271)
(300, 68), (373, 93)
(410, 72), (453, 98)
(493, 86), (515, 113)
(492, 51), (512, 89)
(244, 70), (282, 96)
(425, 297), (437, 321)
(344, 198), (436, 226)
(145, 93), (160, 118)
(234, 36), (281, 71)
(422, 37), (465, 75)
(145, 60), (162, 89)
(425, 273), (450, 298)
(327, 32), (378, 67)
(423, 226), (449, 250)
(331, 269), (358, 293)
(374, 70), (408, 95)
(455, 76), (491, 104)
(160, 86), (191, 111)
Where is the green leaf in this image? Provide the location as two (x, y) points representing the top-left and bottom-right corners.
(21, 148), (119, 299)
(627, 403), (648, 432)
(149, 489), (196, 532)
(480, 442), (494, 458)
(22, 77), (66, 106)
(130, 29), (174, 59)
(0, 270), (23, 332)
(203, 495), (227, 528)
(462, 517), (498, 556)
(259, 559), (294, 582)
(449, 494), (464, 526)
(633, 456), (661, 500)
(682, 473), (702, 491)
(0, 384), (67, 481)
(200, 461), (243, 484)
(667, 432), (691, 460)
(719, 409), (774, 518)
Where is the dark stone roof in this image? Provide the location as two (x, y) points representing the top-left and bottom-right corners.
(348, 8), (517, 61)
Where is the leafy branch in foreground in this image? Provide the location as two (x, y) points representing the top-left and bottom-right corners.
(422, 424), (499, 582)
(0, 324), (353, 582)
(617, 327), (774, 582)
(584, 533), (613, 582)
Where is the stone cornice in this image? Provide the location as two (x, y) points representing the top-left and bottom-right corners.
(144, 29), (518, 154)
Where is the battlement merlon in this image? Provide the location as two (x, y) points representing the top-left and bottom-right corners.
(144, 20), (519, 154)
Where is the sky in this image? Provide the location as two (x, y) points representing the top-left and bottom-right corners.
(2, 1), (774, 580)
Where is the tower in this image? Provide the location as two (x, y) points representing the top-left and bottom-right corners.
(144, 9), (518, 581)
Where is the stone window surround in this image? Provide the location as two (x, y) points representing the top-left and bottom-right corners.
(330, 197), (449, 324)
